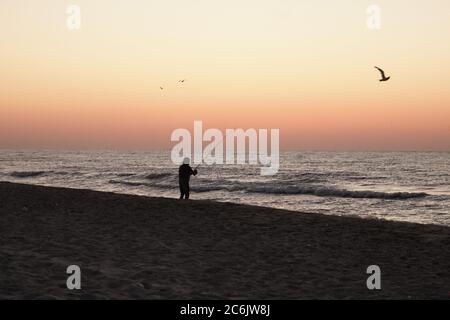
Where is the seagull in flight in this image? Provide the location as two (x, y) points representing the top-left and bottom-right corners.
(178, 79), (187, 83)
(374, 66), (390, 82)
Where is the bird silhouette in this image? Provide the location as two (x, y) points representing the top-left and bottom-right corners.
(374, 66), (390, 82)
(178, 79), (187, 83)
(160, 87), (164, 90)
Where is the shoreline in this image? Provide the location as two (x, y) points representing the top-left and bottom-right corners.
(1, 181), (449, 299)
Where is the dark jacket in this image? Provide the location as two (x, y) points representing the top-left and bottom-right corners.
(179, 164), (197, 183)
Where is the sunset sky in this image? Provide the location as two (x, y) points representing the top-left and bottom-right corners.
(1, 0), (449, 150)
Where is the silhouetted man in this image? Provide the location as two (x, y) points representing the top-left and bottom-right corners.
(179, 158), (198, 199)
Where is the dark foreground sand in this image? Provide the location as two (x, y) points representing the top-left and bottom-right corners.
(1, 182), (449, 299)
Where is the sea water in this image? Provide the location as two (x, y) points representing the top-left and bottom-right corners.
(1, 150), (449, 226)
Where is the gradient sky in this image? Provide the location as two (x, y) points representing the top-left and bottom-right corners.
(1, 0), (449, 150)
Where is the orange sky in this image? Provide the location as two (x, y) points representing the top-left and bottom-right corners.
(1, 0), (449, 150)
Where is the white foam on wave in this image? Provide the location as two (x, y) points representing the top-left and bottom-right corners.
(109, 177), (428, 200)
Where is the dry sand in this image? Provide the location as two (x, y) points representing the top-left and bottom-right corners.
(0, 182), (449, 299)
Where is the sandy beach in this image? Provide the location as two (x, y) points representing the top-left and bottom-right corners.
(0, 181), (449, 299)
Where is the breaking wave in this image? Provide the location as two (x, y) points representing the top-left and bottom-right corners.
(241, 185), (428, 199)
(109, 177), (428, 200)
(116, 173), (136, 177)
(11, 171), (47, 178)
(109, 180), (150, 187)
(145, 173), (173, 180)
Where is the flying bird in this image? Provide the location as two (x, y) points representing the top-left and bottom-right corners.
(374, 66), (390, 82)
(160, 87), (164, 90)
(178, 79), (187, 83)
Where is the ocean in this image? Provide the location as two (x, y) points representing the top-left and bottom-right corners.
(1, 150), (449, 226)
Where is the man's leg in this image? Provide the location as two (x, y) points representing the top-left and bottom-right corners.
(185, 184), (190, 200)
(180, 182), (189, 199)
(179, 184), (185, 199)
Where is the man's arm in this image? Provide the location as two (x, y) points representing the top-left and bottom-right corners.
(190, 166), (198, 176)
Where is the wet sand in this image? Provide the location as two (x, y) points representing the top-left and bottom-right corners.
(0, 182), (449, 299)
